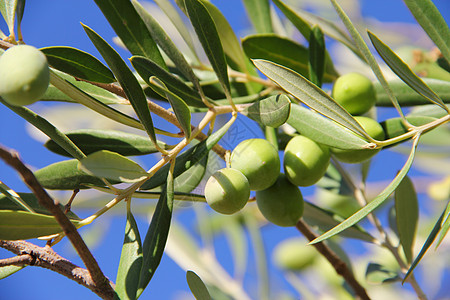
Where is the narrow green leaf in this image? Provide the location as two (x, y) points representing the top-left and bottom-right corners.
(154, 0), (199, 62)
(201, 0), (247, 73)
(403, 0), (450, 63)
(271, 0), (310, 38)
(149, 76), (192, 138)
(83, 25), (158, 146)
(185, 0), (231, 100)
(15, 0), (23, 29)
(131, 55), (205, 108)
(240, 94), (291, 127)
(436, 201), (450, 248)
(329, 0), (405, 119)
(132, 0), (202, 93)
(375, 78), (450, 106)
(0, 210), (80, 240)
(34, 159), (119, 190)
(365, 263), (400, 284)
(0, 182), (34, 213)
(303, 201), (375, 243)
(137, 165), (174, 296)
(395, 176), (419, 263)
(93, 0), (166, 68)
(43, 70), (122, 104)
(79, 150), (149, 183)
(242, 0), (273, 33)
(404, 207), (446, 282)
(40, 46), (115, 84)
(0, 0), (17, 34)
(368, 31), (448, 112)
(173, 152), (208, 194)
(49, 71), (144, 131)
(0, 265), (24, 279)
(287, 104), (369, 150)
(254, 59), (368, 139)
(0, 193), (79, 220)
(45, 129), (169, 157)
(310, 134), (420, 244)
(115, 204), (143, 300)
(308, 25), (325, 87)
(140, 115), (234, 190)
(186, 270), (212, 300)
(1, 98), (85, 160)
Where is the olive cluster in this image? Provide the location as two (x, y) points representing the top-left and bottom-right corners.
(204, 73), (385, 227)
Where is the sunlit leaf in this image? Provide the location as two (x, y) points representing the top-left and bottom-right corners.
(0, 182), (34, 213)
(0, 265), (24, 279)
(253, 59), (369, 139)
(436, 201), (450, 248)
(93, 0), (166, 68)
(45, 129), (170, 157)
(368, 31), (448, 112)
(115, 204), (143, 300)
(186, 270), (212, 300)
(79, 150), (149, 183)
(403, 0), (450, 63)
(375, 78), (450, 107)
(83, 25), (158, 146)
(149, 76), (192, 138)
(34, 159), (118, 190)
(240, 94), (291, 127)
(380, 116), (436, 140)
(311, 134), (420, 244)
(395, 176), (419, 263)
(242, 0), (273, 34)
(137, 163), (174, 296)
(287, 104), (369, 150)
(0, 210), (80, 240)
(173, 151), (208, 193)
(185, 0), (231, 100)
(0, 0), (17, 34)
(41, 46), (115, 84)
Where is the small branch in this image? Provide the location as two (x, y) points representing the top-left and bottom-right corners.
(0, 146), (115, 299)
(296, 220), (371, 300)
(0, 240), (114, 299)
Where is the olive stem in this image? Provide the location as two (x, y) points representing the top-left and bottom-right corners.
(295, 219), (371, 300)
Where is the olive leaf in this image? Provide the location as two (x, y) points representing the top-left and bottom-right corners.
(240, 94), (291, 127)
(186, 270), (212, 300)
(242, 0), (273, 34)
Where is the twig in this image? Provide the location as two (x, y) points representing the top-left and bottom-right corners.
(0, 146), (115, 299)
(296, 219), (371, 300)
(0, 240), (115, 299)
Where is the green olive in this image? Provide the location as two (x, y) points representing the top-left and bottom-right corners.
(332, 73), (376, 115)
(204, 168), (250, 215)
(273, 238), (317, 271)
(256, 173), (304, 227)
(0, 45), (50, 106)
(331, 116), (385, 164)
(284, 135), (330, 186)
(230, 138), (280, 191)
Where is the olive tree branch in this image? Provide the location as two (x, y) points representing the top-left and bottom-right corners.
(0, 240), (115, 299)
(0, 146), (115, 299)
(295, 219), (371, 300)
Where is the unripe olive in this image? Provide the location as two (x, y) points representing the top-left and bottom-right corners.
(230, 138), (280, 191)
(273, 238), (317, 271)
(256, 173), (304, 227)
(204, 168), (250, 215)
(0, 45), (50, 106)
(284, 135), (330, 187)
(331, 116), (385, 164)
(332, 73), (376, 115)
